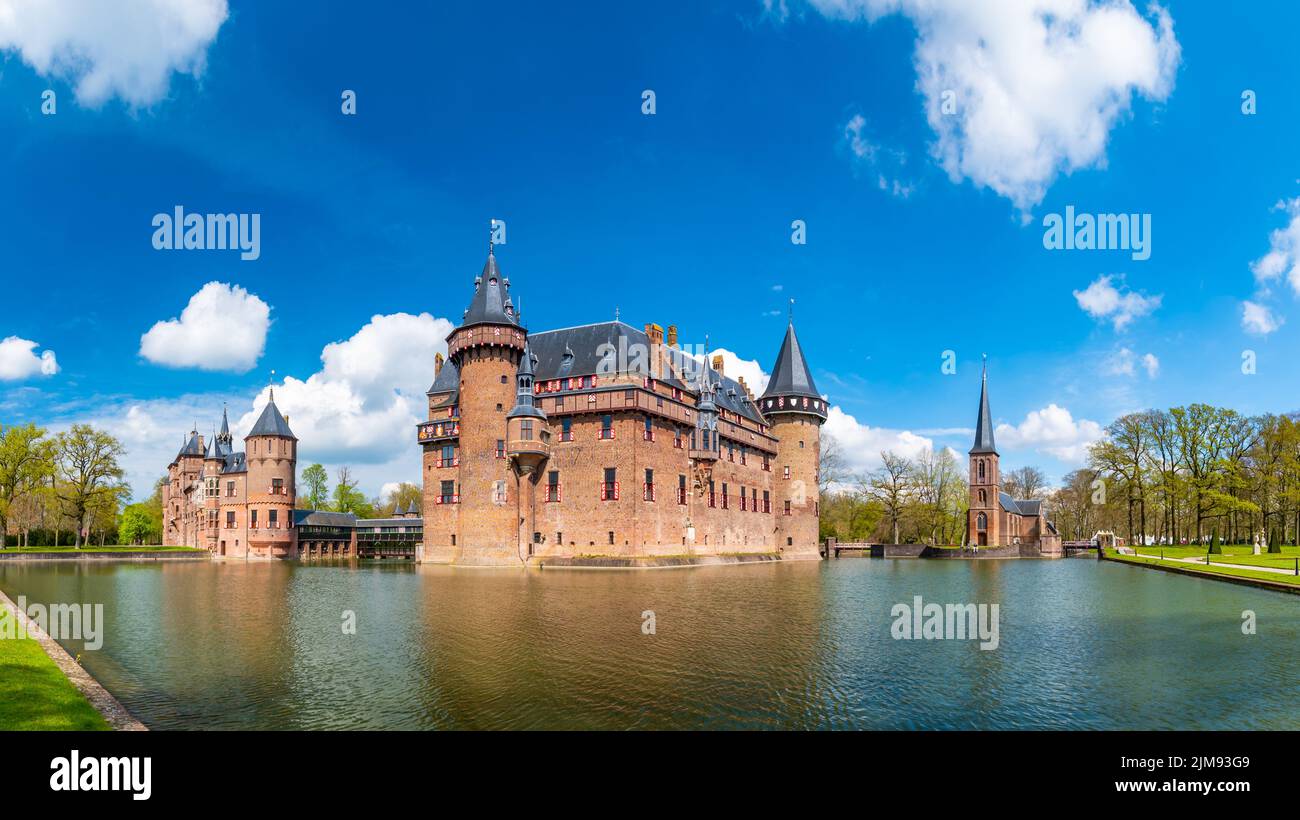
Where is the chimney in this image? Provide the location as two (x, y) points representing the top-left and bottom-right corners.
(666, 325), (678, 348)
(435, 352), (445, 377)
(644, 323), (664, 346)
(712, 354), (725, 377)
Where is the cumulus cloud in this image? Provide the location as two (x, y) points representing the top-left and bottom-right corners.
(994, 403), (1103, 464)
(804, 0), (1181, 210)
(0, 336), (58, 381)
(235, 312), (455, 468)
(140, 282), (271, 373)
(76, 393), (234, 499)
(705, 348), (771, 396)
(1249, 197), (1300, 294)
(1073, 274), (1161, 330)
(1241, 300), (1282, 336)
(0, 0), (229, 107)
(824, 405), (935, 474)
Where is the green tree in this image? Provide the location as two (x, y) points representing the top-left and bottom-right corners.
(331, 467), (370, 517)
(301, 463), (330, 510)
(53, 425), (126, 548)
(385, 481), (421, 515)
(0, 422), (54, 541)
(119, 505), (156, 545)
(1209, 529), (1222, 554)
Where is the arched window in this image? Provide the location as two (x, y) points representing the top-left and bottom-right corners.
(977, 459), (986, 482)
(976, 512), (987, 531)
(978, 488), (987, 505)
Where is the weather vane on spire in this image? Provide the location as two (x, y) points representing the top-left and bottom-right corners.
(488, 219), (495, 255)
(789, 297), (795, 322)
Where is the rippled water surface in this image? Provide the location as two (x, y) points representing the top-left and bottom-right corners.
(1, 558), (1295, 729)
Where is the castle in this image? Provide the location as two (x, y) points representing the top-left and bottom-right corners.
(966, 360), (1062, 555)
(417, 242), (827, 565)
(163, 397), (300, 558)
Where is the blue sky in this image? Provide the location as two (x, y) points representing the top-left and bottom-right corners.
(1, 0), (1298, 499)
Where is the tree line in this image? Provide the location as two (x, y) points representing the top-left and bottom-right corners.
(299, 463), (419, 519)
(1080, 404), (1300, 546)
(0, 422), (146, 547)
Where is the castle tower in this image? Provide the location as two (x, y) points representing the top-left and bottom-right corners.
(434, 237), (527, 565)
(201, 433), (223, 552)
(245, 389), (297, 559)
(169, 428), (206, 547)
(506, 342), (550, 557)
(967, 357), (1000, 547)
(759, 319), (827, 558)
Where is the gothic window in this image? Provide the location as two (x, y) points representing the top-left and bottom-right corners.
(978, 459), (986, 482)
(978, 488), (987, 505)
(976, 512), (987, 531)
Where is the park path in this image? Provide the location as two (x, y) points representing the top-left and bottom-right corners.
(1164, 555), (1300, 577)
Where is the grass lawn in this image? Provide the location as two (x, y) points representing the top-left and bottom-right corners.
(0, 545), (204, 553)
(1107, 549), (1300, 588)
(0, 634), (109, 730)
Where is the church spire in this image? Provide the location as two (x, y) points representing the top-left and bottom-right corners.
(970, 355), (997, 455)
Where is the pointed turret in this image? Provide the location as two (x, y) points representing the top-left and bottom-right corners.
(970, 357), (997, 455)
(759, 320), (827, 420)
(461, 242), (518, 329)
(690, 339), (720, 461)
(761, 313), (826, 559)
(507, 343), (546, 420)
(248, 389), (297, 439)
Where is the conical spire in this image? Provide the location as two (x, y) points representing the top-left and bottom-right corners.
(970, 356), (997, 455)
(759, 320), (827, 419)
(507, 343), (546, 420)
(460, 238), (518, 329)
(248, 391), (297, 439)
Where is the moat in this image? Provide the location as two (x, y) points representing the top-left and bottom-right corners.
(0, 559), (1295, 730)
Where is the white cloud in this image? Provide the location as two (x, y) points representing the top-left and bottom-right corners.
(1249, 197), (1300, 294)
(0, 0), (229, 107)
(707, 348), (771, 396)
(89, 312), (453, 499)
(77, 393), (234, 500)
(1103, 346), (1158, 379)
(994, 403), (1103, 464)
(824, 405), (935, 474)
(0, 336), (58, 381)
(1241, 300), (1282, 336)
(842, 113), (914, 198)
(1073, 274), (1161, 330)
(1140, 352), (1159, 379)
(140, 282), (271, 373)
(805, 0), (1181, 210)
(235, 312), (454, 468)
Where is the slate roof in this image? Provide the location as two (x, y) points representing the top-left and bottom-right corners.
(357, 516), (424, 526)
(526, 321), (765, 424)
(176, 431), (204, 459)
(999, 493), (1045, 518)
(461, 249), (518, 328)
(221, 452), (247, 474)
(507, 343), (547, 420)
(426, 358), (459, 404)
(293, 510), (357, 527)
(248, 393), (296, 439)
(761, 322), (820, 401)
(971, 361), (997, 454)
